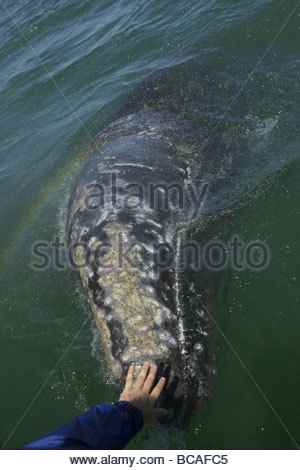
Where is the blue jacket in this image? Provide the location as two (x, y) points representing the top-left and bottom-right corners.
(23, 401), (143, 450)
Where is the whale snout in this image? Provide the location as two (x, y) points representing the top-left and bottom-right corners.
(67, 109), (218, 425)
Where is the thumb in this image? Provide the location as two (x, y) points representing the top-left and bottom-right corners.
(153, 408), (168, 419)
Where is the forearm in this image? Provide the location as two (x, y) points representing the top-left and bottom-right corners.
(23, 401), (143, 450)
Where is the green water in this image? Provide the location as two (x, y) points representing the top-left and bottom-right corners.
(0, 0), (299, 450)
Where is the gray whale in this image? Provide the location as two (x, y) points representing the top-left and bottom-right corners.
(66, 66), (243, 421)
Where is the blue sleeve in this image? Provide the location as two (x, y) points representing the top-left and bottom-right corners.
(23, 401), (144, 450)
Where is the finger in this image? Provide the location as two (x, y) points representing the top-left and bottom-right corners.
(153, 408), (168, 420)
(134, 361), (150, 390)
(124, 363), (135, 391)
(149, 362), (164, 392)
(150, 376), (166, 401)
(143, 364), (157, 392)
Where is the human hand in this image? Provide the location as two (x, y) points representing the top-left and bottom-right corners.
(119, 361), (168, 425)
